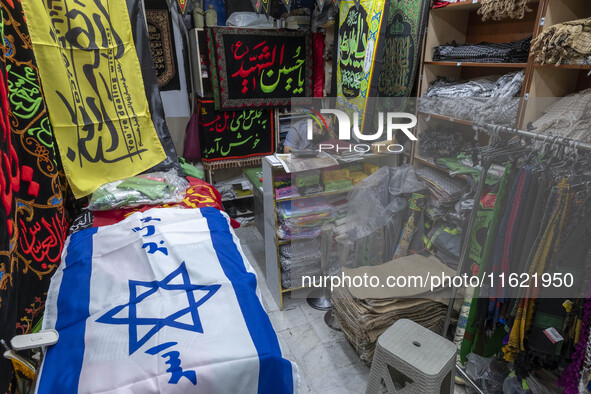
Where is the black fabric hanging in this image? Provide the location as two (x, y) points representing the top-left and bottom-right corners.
(126, 0), (182, 174)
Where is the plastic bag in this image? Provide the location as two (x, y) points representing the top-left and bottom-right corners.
(502, 373), (532, 394)
(226, 12), (274, 28)
(88, 170), (189, 211)
(340, 165), (426, 267)
(465, 353), (510, 394)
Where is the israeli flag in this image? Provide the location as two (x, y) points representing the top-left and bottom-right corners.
(35, 207), (299, 394)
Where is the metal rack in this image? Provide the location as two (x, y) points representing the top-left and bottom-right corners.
(441, 126), (591, 393)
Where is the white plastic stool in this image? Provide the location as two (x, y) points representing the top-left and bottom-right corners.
(366, 319), (456, 393)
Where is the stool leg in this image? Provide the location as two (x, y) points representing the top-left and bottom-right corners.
(440, 369), (454, 394)
(366, 360), (382, 394)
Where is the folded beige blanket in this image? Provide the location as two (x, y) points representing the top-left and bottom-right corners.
(530, 17), (591, 65)
(478, 0), (532, 22)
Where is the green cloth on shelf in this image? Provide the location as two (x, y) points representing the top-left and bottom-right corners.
(436, 156), (501, 185)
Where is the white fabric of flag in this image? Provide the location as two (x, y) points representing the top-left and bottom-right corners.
(35, 207), (299, 394)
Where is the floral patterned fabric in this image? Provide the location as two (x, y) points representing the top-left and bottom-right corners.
(0, 1), (66, 391)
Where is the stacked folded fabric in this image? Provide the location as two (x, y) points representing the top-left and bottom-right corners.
(416, 167), (467, 206)
(281, 258), (323, 288)
(530, 17), (591, 65)
(433, 36), (531, 63)
(530, 87), (591, 147)
(279, 238), (323, 288)
(276, 197), (334, 239)
(477, 0), (532, 22)
(419, 70), (524, 127)
(332, 254), (459, 363)
(418, 125), (468, 158)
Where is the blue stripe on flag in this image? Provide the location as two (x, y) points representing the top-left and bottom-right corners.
(202, 207), (294, 394)
(38, 227), (98, 394)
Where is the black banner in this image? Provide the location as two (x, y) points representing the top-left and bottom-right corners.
(198, 99), (275, 161)
(209, 28), (312, 110)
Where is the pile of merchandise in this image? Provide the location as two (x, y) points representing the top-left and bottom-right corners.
(276, 197), (334, 240)
(418, 125), (468, 158)
(530, 87), (591, 146)
(333, 254), (458, 364)
(477, 0), (533, 22)
(274, 163), (378, 199)
(419, 71), (525, 127)
(433, 36), (531, 63)
(416, 167), (467, 207)
(530, 17), (591, 65)
(279, 238), (322, 288)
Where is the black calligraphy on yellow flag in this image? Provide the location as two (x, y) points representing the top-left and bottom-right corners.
(22, 0), (167, 198)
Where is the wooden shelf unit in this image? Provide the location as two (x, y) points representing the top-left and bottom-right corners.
(262, 155), (395, 310)
(517, 0), (591, 126)
(414, 2), (591, 391)
(415, 0), (590, 152)
(533, 63), (591, 70)
(423, 61), (528, 68)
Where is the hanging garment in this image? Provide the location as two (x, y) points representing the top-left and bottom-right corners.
(562, 252), (591, 393)
(35, 207), (299, 394)
(487, 167), (532, 324)
(0, 1), (67, 391)
(503, 179), (571, 362)
(456, 164), (514, 364)
(125, 0), (181, 174)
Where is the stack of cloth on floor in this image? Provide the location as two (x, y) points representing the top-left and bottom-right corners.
(276, 197), (334, 239)
(529, 87), (591, 146)
(530, 17), (591, 65)
(332, 254), (459, 364)
(477, 0), (533, 22)
(279, 238), (322, 288)
(419, 71), (524, 127)
(433, 36), (531, 63)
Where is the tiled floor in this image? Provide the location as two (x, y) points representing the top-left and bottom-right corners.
(234, 224), (467, 394)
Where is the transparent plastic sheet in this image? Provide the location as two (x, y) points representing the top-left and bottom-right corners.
(465, 353), (510, 394)
(88, 170), (189, 211)
(502, 375), (532, 394)
(338, 165), (427, 268)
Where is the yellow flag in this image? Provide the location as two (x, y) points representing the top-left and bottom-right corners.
(22, 0), (167, 198)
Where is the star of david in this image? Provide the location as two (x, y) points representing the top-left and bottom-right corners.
(97, 262), (220, 355)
